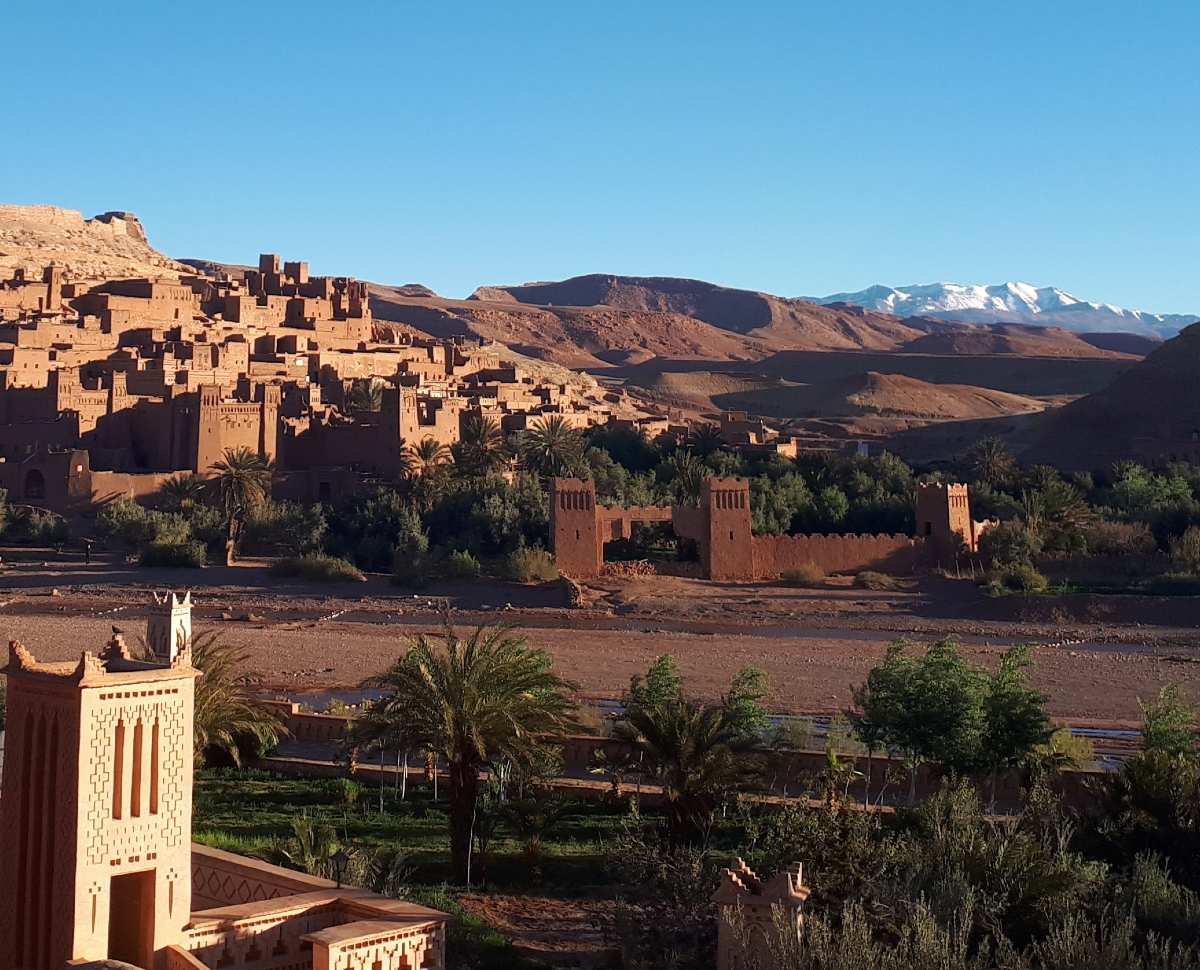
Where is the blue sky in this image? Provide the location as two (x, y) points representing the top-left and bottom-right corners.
(5, 1), (1197, 311)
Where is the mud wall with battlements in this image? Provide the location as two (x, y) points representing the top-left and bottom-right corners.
(753, 532), (926, 578)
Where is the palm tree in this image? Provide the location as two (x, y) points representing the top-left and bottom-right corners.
(159, 473), (207, 513)
(501, 794), (573, 886)
(347, 378), (383, 412)
(615, 695), (761, 845)
(209, 446), (273, 564)
(520, 415), (583, 478)
(964, 436), (1018, 488)
(190, 631), (286, 767)
(364, 620), (578, 883)
(452, 412), (507, 478)
(690, 422), (727, 457)
(408, 437), (452, 477)
(668, 450), (706, 507)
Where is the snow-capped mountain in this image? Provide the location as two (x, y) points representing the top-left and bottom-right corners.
(808, 282), (1196, 338)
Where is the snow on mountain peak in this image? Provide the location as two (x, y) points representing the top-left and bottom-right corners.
(808, 281), (1195, 338)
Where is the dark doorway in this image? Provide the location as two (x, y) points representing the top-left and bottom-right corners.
(109, 870), (155, 967)
(23, 468), (46, 500)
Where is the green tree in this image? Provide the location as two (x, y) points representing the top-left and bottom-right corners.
(209, 446), (273, 564)
(501, 794), (573, 886)
(667, 450), (706, 507)
(453, 412), (508, 478)
(724, 666), (770, 739)
(626, 654), (684, 717)
(190, 632), (286, 766)
(980, 645), (1052, 807)
(964, 436), (1019, 488)
(1140, 685), (1198, 761)
(520, 414), (584, 478)
(615, 693), (762, 845)
(853, 638), (987, 803)
(364, 620), (578, 883)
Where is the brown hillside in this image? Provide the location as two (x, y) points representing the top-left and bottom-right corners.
(717, 371), (1047, 423)
(473, 274), (928, 351)
(900, 323), (1135, 359)
(368, 289), (771, 368)
(0, 204), (189, 281)
(1024, 322), (1200, 468)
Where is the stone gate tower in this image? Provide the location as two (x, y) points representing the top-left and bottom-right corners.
(0, 635), (199, 970)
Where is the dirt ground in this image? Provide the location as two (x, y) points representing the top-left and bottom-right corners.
(2, 552), (1198, 724)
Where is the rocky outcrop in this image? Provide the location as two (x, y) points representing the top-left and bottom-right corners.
(0, 204), (188, 281)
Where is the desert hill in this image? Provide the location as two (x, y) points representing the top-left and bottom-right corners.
(714, 371), (1046, 423)
(0, 205), (189, 281)
(900, 323), (1138, 359)
(473, 274), (930, 351)
(1024, 322), (1200, 469)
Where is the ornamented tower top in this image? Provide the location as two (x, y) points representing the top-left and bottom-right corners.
(146, 590), (192, 664)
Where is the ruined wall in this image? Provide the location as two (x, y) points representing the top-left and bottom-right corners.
(753, 532), (925, 578)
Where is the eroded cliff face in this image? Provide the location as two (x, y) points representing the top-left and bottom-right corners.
(0, 205), (188, 281)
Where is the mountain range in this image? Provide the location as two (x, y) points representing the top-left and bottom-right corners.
(809, 282), (1196, 339)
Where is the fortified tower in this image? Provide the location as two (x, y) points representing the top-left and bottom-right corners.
(0, 635), (199, 970)
(702, 477), (754, 581)
(550, 477), (602, 578)
(916, 481), (987, 561)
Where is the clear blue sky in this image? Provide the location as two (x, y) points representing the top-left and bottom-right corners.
(5, 1), (1197, 311)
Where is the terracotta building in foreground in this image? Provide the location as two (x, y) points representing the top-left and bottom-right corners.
(0, 598), (448, 970)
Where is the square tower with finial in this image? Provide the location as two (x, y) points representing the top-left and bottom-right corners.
(146, 591), (192, 664)
(0, 631), (199, 970)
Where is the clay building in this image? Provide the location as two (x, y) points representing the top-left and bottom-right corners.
(0, 597), (449, 970)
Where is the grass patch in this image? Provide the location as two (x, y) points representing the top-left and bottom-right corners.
(780, 564), (825, 587)
(503, 548), (559, 583)
(269, 554), (366, 583)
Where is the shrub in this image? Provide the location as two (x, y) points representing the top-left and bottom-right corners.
(392, 549), (433, 589)
(3, 506), (70, 545)
(987, 562), (1049, 594)
(780, 564), (825, 587)
(504, 547), (559, 583)
(1084, 520), (1157, 557)
(269, 554), (366, 583)
(139, 540), (208, 568)
(1169, 525), (1200, 573)
(979, 520), (1042, 567)
(854, 570), (899, 591)
(96, 499), (154, 548)
(441, 548), (482, 580)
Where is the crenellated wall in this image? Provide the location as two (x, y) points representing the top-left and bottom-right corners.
(753, 532), (925, 578)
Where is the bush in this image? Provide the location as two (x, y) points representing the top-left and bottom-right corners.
(392, 549), (433, 589)
(269, 554), (366, 583)
(139, 540), (208, 568)
(3, 506), (70, 545)
(504, 547), (559, 583)
(1084, 520), (1157, 557)
(780, 564), (825, 587)
(979, 520), (1042, 567)
(1169, 526), (1200, 573)
(442, 549), (482, 580)
(987, 562), (1049, 594)
(854, 570), (899, 591)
